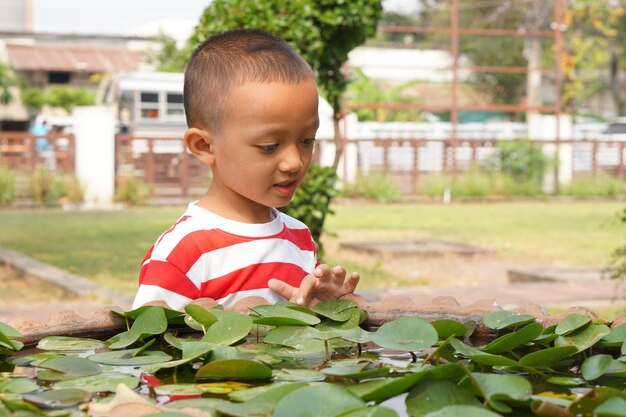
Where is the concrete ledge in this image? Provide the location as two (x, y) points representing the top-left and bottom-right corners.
(0, 246), (133, 306)
(508, 267), (606, 283)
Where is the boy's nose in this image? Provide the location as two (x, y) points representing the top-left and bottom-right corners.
(278, 146), (304, 173)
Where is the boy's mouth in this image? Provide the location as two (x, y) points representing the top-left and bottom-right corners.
(274, 179), (297, 196)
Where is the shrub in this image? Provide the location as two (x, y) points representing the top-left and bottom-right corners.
(495, 174), (544, 197)
(56, 172), (84, 205)
(282, 163), (339, 259)
(30, 168), (61, 205)
(114, 175), (150, 206)
(342, 172), (403, 203)
(449, 169), (493, 198)
(560, 174), (626, 198)
(483, 139), (550, 186)
(0, 166), (16, 205)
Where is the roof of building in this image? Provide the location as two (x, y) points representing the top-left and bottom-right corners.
(6, 43), (144, 72)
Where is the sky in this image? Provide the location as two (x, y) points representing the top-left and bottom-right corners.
(32, 0), (420, 36)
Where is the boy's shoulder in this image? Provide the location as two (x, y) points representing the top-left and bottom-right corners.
(276, 210), (309, 231)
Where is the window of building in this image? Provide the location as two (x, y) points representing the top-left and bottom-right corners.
(166, 93), (185, 121)
(139, 92), (159, 119)
(48, 71), (71, 84)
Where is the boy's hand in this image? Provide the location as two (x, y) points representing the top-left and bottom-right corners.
(268, 264), (360, 307)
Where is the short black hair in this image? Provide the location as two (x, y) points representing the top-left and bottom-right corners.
(184, 29), (315, 131)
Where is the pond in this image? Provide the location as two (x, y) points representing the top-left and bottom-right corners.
(1, 300), (626, 417)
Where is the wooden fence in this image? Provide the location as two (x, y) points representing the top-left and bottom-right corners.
(1, 131), (625, 199)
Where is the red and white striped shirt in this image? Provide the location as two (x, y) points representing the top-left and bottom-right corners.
(133, 203), (318, 310)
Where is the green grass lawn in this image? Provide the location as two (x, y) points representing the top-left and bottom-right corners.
(0, 201), (624, 295)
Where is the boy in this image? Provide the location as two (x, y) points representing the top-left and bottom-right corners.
(133, 29), (361, 311)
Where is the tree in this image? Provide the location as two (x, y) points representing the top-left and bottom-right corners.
(189, 0), (383, 169)
(0, 64), (21, 105)
(562, 0), (626, 116)
(151, 32), (192, 73)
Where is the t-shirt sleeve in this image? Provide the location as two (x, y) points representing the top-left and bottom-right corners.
(133, 251), (200, 310)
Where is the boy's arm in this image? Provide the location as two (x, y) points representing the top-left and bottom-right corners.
(268, 264), (361, 306)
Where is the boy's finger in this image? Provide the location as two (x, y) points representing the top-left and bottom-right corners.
(296, 275), (317, 305)
(332, 265), (346, 280)
(344, 272), (360, 293)
(315, 264), (330, 278)
(268, 278), (296, 300)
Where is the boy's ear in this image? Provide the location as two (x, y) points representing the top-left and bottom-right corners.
(184, 128), (215, 166)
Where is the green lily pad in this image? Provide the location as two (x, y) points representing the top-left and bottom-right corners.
(217, 382), (307, 417)
(546, 376), (586, 387)
(555, 324), (611, 352)
(107, 306), (169, 349)
(406, 380), (481, 417)
(311, 299), (359, 322)
(423, 405), (503, 417)
(371, 316), (438, 352)
(251, 304), (321, 326)
(462, 372), (532, 413)
(518, 345), (578, 368)
(482, 310), (535, 330)
(273, 383), (365, 417)
(481, 322), (543, 354)
(23, 388), (91, 409)
(272, 368), (326, 382)
(569, 387), (626, 416)
(37, 336), (106, 351)
(431, 319), (468, 339)
(202, 311), (253, 345)
(601, 323), (626, 347)
(336, 406), (398, 417)
(321, 360), (390, 380)
(184, 304), (218, 329)
(581, 354), (614, 381)
(155, 383), (203, 396)
(54, 372), (139, 392)
(36, 356), (101, 381)
(88, 348), (172, 366)
(555, 313), (591, 336)
(0, 377), (38, 394)
(0, 322), (21, 338)
(264, 325), (322, 348)
(347, 371), (426, 403)
(594, 396), (626, 417)
(450, 338), (519, 367)
(196, 359), (272, 380)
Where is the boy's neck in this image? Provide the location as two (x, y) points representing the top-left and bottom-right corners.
(195, 195), (276, 224)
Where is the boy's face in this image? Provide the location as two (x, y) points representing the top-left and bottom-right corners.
(204, 79), (320, 222)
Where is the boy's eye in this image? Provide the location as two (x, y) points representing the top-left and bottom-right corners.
(301, 138), (316, 146)
(257, 144), (278, 153)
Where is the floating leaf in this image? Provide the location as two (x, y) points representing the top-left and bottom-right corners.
(107, 306), (168, 349)
(594, 396), (626, 417)
(202, 311), (253, 345)
(321, 360), (390, 380)
(347, 371), (426, 403)
(431, 319), (468, 339)
(336, 405), (398, 417)
(450, 338), (518, 367)
(555, 313), (591, 336)
(264, 326), (323, 349)
(184, 304), (218, 329)
(37, 336), (106, 351)
(406, 380), (481, 417)
(519, 346), (578, 368)
(581, 354), (614, 381)
(546, 376), (586, 387)
(482, 311), (535, 330)
(88, 348), (172, 366)
(0, 377), (38, 394)
(251, 304), (321, 326)
(198, 381), (252, 395)
(371, 317), (438, 352)
(37, 356), (101, 381)
(23, 388), (91, 409)
(555, 324), (611, 352)
(423, 405), (505, 417)
(54, 372), (139, 393)
(273, 383), (365, 417)
(217, 382), (306, 417)
(273, 368), (326, 382)
(463, 372), (532, 413)
(481, 322), (543, 354)
(312, 299), (359, 322)
(569, 387), (626, 416)
(154, 384), (203, 397)
(600, 323), (626, 347)
(196, 359), (272, 380)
